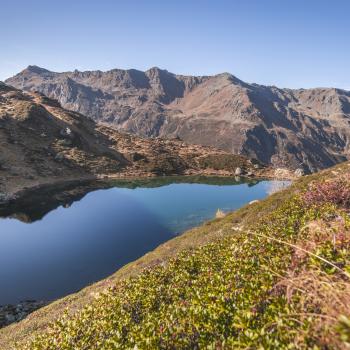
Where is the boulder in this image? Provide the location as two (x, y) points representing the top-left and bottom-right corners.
(215, 209), (226, 219)
(60, 127), (73, 138)
(125, 152), (146, 162)
(294, 168), (304, 177)
(235, 167), (242, 176)
(0, 192), (10, 203)
(5, 314), (15, 323)
(274, 168), (291, 178)
(54, 153), (65, 162)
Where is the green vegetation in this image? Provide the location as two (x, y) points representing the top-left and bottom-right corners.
(18, 164), (350, 349)
(197, 154), (251, 171)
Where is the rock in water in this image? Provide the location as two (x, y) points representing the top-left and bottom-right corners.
(215, 209), (226, 219)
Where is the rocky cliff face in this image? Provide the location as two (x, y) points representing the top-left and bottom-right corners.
(6, 66), (350, 171)
(0, 82), (265, 199)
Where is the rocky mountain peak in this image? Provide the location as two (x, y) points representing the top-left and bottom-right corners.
(146, 66), (168, 75)
(5, 66), (350, 172)
(24, 65), (53, 75)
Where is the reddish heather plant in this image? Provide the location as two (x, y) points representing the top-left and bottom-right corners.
(304, 176), (350, 208)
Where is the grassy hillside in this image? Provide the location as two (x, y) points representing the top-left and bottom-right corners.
(2, 163), (350, 349)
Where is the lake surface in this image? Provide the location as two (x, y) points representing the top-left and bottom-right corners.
(0, 177), (289, 304)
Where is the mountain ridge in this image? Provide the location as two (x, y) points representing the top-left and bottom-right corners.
(0, 82), (270, 201)
(6, 66), (350, 172)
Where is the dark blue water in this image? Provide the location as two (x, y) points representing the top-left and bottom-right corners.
(0, 178), (288, 304)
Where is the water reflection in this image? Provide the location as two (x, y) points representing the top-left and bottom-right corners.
(0, 176), (279, 304)
(0, 176), (259, 223)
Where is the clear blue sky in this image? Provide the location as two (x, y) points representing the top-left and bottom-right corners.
(1, 0), (349, 89)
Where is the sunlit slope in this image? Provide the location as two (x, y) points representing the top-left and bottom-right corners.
(6, 161), (349, 349)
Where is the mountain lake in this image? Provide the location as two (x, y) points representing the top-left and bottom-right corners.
(0, 176), (289, 304)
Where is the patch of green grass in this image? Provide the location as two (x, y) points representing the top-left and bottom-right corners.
(197, 154), (250, 171)
(20, 163), (350, 349)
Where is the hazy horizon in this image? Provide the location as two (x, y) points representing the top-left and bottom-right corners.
(2, 0), (350, 90)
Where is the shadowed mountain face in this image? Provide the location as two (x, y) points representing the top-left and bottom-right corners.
(6, 66), (350, 171)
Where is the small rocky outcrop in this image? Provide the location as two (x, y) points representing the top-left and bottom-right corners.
(215, 209), (226, 219)
(60, 127), (72, 138)
(294, 168), (305, 177)
(274, 168), (294, 179)
(235, 167), (242, 176)
(0, 300), (46, 328)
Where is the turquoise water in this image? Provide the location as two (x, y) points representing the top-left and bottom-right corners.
(0, 177), (288, 304)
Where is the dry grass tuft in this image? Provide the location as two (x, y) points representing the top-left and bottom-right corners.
(278, 216), (350, 349)
(279, 270), (350, 349)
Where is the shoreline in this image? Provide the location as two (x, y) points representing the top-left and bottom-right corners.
(0, 169), (296, 330)
(0, 168), (296, 206)
(0, 161), (318, 348)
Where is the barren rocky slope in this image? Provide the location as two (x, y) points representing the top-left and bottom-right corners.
(6, 66), (350, 172)
(0, 82), (266, 201)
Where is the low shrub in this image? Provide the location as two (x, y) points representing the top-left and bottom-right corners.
(20, 171), (350, 349)
(304, 176), (350, 209)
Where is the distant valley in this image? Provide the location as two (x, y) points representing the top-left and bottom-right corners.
(6, 65), (350, 172)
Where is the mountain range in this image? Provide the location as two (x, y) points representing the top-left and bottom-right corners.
(0, 82), (265, 201)
(6, 65), (350, 172)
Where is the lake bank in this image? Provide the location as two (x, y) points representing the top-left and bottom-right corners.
(0, 165), (296, 207)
